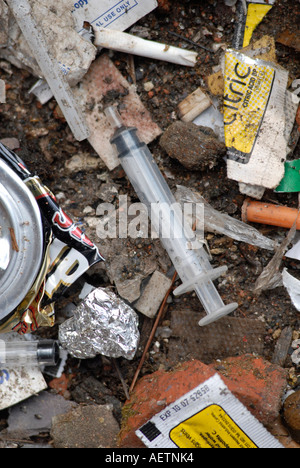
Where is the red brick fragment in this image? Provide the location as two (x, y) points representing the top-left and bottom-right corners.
(118, 355), (287, 448)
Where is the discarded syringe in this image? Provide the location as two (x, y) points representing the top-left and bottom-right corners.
(0, 339), (59, 367)
(105, 107), (238, 326)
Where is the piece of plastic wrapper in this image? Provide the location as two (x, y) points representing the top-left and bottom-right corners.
(282, 268), (300, 312)
(254, 223), (297, 294)
(58, 288), (140, 360)
(224, 49), (289, 192)
(175, 185), (277, 251)
(232, 0), (275, 50)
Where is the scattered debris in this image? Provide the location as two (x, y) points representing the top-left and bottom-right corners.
(0, 0), (300, 451)
(6, 0), (91, 141)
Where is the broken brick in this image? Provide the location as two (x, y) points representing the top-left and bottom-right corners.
(118, 355), (287, 448)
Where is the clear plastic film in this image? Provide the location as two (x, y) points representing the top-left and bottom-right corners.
(175, 185), (277, 251)
(58, 288), (140, 360)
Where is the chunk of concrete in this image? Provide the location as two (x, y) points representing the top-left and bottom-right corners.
(51, 404), (120, 448)
(135, 271), (172, 318)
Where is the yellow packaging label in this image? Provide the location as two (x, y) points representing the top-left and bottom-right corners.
(170, 404), (258, 449)
(224, 50), (275, 160)
(243, 4), (273, 48)
(136, 374), (284, 448)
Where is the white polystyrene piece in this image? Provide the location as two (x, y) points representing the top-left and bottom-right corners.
(6, 0), (90, 141)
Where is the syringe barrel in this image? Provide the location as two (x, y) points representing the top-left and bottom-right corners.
(0, 339), (59, 367)
(110, 125), (236, 320)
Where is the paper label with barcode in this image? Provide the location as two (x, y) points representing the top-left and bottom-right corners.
(136, 374), (284, 449)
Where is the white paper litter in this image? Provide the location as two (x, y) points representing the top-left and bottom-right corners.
(282, 268), (300, 312)
(72, 0), (157, 34)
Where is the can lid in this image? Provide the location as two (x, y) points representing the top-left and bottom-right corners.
(0, 159), (44, 321)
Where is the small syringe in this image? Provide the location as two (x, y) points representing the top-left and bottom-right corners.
(105, 107), (238, 326)
(0, 339), (60, 367)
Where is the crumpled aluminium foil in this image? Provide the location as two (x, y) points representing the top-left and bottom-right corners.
(58, 288), (140, 360)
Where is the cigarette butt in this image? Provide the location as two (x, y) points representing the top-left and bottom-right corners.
(178, 88), (212, 122)
(242, 198), (300, 230)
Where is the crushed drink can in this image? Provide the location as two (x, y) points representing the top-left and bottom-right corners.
(0, 143), (104, 334)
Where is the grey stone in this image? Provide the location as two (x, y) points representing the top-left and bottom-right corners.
(51, 404), (120, 448)
(160, 121), (226, 171)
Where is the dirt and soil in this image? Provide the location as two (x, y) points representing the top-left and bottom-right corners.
(0, 0), (300, 447)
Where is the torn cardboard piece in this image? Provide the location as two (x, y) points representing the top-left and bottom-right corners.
(224, 49), (289, 191)
(74, 54), (162, 170)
